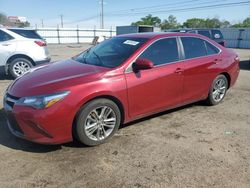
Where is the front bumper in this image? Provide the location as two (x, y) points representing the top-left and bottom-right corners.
(3, 93), (73, 145)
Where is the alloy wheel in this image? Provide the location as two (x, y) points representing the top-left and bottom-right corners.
(84, 106), (117, 141)
(212, 78), (227, 102)
(13, 61), (31, 77)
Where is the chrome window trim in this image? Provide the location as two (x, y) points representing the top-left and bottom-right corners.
(125, 36), (180, 73)
(125, 35), (222, 74)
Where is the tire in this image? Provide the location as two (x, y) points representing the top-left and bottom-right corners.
(9, 58), (33, 79)
(74, 99), (121, 146)
(206, 74), (228, 106)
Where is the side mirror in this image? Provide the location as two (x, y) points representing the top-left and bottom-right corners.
(132, 58), (154, 72)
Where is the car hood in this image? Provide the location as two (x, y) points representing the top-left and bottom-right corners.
(8, 59), (110, 97)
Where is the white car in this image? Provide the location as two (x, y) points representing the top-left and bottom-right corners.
(0, 28), (50, 78)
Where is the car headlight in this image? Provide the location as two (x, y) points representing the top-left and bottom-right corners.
(17, 91), (70, 109)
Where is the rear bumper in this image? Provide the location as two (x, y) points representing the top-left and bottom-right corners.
(34, 57), (51, 65)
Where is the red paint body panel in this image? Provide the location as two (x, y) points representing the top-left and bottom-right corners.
(4, 32), (240, 144)
(125, 62), (184, 118)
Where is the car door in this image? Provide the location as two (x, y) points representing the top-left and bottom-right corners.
(180, 37), (221, 103)
(0, 30), (16, 66)
(125, 37), (184, 118)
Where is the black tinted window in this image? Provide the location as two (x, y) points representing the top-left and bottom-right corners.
(9, 29), (43, 39)
(198, 30), (211, 38)
(181, 37), (207, 59)
(211, 30), (223, 39)
(0, 30), (14, 42)
(206, 41), (220, 55)
(139, 38), (179, 66)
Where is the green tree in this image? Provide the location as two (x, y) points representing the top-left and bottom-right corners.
(131, 14), (161, 27)
(0, 12), (9, 25)
(220, 20), (231, 28)
(232, 16), (250, 28)
(183, 18), (207, 28)
(16, 21), (30, 28)
(160, 15), (180, 30)
(242, 16), (250, 27)
(205, 18), (221, 28)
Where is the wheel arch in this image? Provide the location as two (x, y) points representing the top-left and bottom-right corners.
(72, 94), (126, 139)
(220, 72), (231, 89)
(6, 54), (35, 73)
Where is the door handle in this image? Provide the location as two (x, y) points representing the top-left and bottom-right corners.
(214, 58), (222, 64)
(1, 43), (11, 46)
(175, 68), (183, 74)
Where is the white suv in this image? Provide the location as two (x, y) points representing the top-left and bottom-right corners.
(0, 28), (50, 78)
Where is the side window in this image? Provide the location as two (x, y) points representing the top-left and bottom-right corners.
(0, 30), (14, 42)
(181, 37), (207, 59)
(197, 30), (211, 38)
(139, 38), (179, 66)
(205, 41), (220, 55)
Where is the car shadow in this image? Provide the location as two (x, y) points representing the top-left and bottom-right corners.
(0, 66), (12, 80)
(122, 101), (204, 128)
(0, 109), (62, 153)
(0, 102), (205, 153)
(239, 60), (250, 71)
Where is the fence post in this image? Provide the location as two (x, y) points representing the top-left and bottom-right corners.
(76, 25), (79, 44)
(93, 25), (96, 38)
(237, 29), (244, 48)
(57, 25), (60, 44)
(110, 26), (112, 37)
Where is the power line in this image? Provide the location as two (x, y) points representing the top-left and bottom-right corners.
(54, 0), (250, 27)
(108, 1), (250, 16)
(110, 0), (231, 14)
(64, 0), (204, 25)
(110, 0), (202, 13)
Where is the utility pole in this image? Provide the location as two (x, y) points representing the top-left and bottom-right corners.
(60, 14), (64, 28)
(41, 19), (44, 28)
(100, 0), (104, 29)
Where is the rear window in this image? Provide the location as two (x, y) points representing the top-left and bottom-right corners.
(181, 37), (207, 59)
(205, 41), (220, 55)
(211, 30), (223, 39)
(197, 30), (211, 38)
(9, 29), (43, 39)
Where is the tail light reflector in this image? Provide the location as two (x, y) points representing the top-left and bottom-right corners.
(34, 40), (46, 47)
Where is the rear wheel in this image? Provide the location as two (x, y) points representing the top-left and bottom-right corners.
(74, 99), (121, 146)
(9, 58), (33, 78)
(206, 74), (228, 105)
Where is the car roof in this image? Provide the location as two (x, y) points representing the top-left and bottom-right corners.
(116, 32), (205, 39)
(8, 28), (36, 31)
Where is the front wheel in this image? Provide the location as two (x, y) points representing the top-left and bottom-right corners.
(206, 74), (228, 105)
(9, 58), (33, 78)
(74, 99), (121, 146)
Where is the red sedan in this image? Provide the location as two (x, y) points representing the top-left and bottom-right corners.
(3, 32), (240, 146)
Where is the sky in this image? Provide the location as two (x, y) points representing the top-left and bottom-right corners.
(0, 0), (250, 29)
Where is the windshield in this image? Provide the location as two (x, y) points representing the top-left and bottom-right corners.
(73, 37), (148, 68)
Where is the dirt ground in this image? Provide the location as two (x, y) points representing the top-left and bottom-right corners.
(0, 44), (249, 188)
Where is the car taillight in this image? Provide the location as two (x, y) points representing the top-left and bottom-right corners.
(34, 40), (46, 47)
